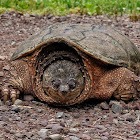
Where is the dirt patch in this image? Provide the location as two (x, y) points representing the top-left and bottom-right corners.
(0, 11), (140, 139)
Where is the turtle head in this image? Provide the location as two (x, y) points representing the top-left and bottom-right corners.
(52, 78), (76, 95)
(42, 59), (85, 104)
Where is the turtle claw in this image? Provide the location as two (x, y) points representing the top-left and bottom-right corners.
(2, 88), (9, 103)
(1, 86), (20, 104)
(120, 93), (132, 101)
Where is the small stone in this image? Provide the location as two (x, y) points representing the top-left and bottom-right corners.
(0, 121), (7, 127)
(100, 102), (109, 110)
(52, 125), (64, 133)
(46, 123), (64, 133)
(0, 71), (4, 77)
(72, 113), (80, 118)
(71, 121), (81, 128)
(113, 119), (118, 124)
(38, 129), (49, 139)
(15, 117), (21, 121)
(11, 41), (16, 46)
(0, 55), (5, 60)
(14, 99), (23, 105)
(101, 136), (108, 140)
(0, 134), (5, 140)
(111, 102), (123, 114)
(56, 112), (64, 118)
(49, 134), (63, 140)
(11, 105), (20, 113)
(122, 109), (129, 114)
(15, 133), (25, 138)
(0, 100), (3, 106)
(69, 136), (79, 140)
(126, 115), (136, 122)
(17, 122), (26, 129)
(102, 132), (109, 137)
(39, 119), (48, 126)
(96, 125), (106, 131)
(3, 65), (10, 71)
(81, 134), (91, 140)
(69, 128), (79, 133)
(37, 109), (43, 113)
(32, 101), (41, 105)
(65, 120), (73, 126)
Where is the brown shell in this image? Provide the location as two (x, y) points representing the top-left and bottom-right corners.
(11, 23), (140, 72)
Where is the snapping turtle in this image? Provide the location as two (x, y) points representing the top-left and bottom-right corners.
(1, 23), (140, 105)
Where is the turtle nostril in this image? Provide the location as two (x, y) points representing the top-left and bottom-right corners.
(61, 91), (67, 95)
(60, 85), (69, 95)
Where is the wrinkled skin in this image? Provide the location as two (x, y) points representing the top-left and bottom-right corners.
(0, 43), (139, 106)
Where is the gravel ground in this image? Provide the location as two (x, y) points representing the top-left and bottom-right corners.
(0, 11), (140, 140)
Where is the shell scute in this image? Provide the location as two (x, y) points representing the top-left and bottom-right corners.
(11, 23), (140, 73)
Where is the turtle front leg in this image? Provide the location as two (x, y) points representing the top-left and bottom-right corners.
(1, 60), (25, 104)
(90, 67), (139, 101)
(1, 67), (22, 104)
(2, 85), (20, 104)
(113, 69), (140, 101)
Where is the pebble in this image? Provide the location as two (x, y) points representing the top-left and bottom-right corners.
(11, 105), (21, 113)
(14, 99), (23, 105)
(111, 102), (123, 114)
(102, 132), (109, 137)
(81, 134), (91, 140)
(15, 133), (25, 138)
(0, 121), (7, 127)
(0, 71), (4, 77)
(122, 109), (129, 114)
(49, 134), (63, 140)
(69, 136), (80, 140)
(101, 136), (108, 140)
(38, 129), (49, 139)
(46, 123), (64, 133)
(126, 115), (136, 122)
(11, 41), (16, 46)
(96, 125), (106, 131)
(37, 109), (43, 113)
(65, 120), (73, 126)
(0, 55), (5, 60)
(32, 101), (43, 106)
(52, 125), (64, 133)
(72, 113), (80, 118)
(69, 128), (79, 133)
(71, 121), (81, 128)
(0, 100), (3, 106)
(100, 102), (109, 110)
(56, 112), (64, 118)
(17, 122), (26, 129)
(113, 119), (118, 124)
(3, 65), (10, 70)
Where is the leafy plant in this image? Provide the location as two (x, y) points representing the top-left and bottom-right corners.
(0, 0), (139, 20)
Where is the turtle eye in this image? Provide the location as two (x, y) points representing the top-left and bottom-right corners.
(52, 79), (61, 90)
(68, 78), (76, 90)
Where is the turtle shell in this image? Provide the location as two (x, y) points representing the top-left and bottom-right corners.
(11, 23), (140, 73)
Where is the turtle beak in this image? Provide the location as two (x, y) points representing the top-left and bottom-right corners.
(60, 85), (69, 95)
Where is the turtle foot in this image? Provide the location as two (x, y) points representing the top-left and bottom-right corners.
(113, 70), (140, 101)
(1, 85), (20, 104)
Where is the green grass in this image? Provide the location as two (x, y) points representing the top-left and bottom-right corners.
(0, 0), (140, 18)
